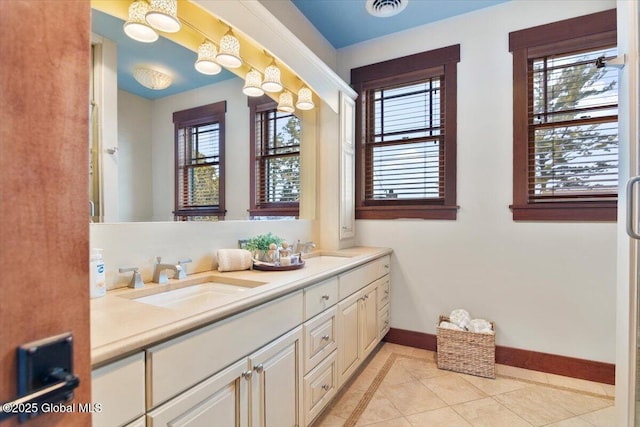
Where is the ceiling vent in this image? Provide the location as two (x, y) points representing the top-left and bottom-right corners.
(365, 0), (408, 18)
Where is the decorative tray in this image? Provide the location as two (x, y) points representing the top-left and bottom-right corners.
(252, 260), (305, 271)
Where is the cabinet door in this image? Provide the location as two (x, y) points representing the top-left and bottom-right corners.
(339, 92), (355, 241)
(147, 358), (249, 427)
(361, 281), (378, 358)
(337, 291), (360, 386)
(250, 327), (302, 427)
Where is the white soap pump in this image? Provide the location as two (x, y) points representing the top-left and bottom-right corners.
(90, 248), (106, 298)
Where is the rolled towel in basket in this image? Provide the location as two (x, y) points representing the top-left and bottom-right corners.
(449, 309), (471, 330)
(439, 321), (464, 331)
(217, 249), (252, 272)
(469, 318), (494, 334)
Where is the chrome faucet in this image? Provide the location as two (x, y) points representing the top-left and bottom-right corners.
(295, 241), (316, 255)
(153, 257), (191, 284)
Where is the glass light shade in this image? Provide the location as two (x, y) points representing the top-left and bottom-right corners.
(243, 70), (264, 97)
(133, 67), (172, 90)
(261, 64), (283, 93)
(216, 31), (242, 68)
(296, 86), (315, 110)
(277, 91), (295, 113)
(145, 0), (181, 33)
(123, 0), (159, 43)
(195, 41), (221, 75)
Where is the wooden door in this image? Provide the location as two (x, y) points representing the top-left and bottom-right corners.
(250, 327), (302, 427)
(0, 1), (91, 426)
(337, 292), (360, 386)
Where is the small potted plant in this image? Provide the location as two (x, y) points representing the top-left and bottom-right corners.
(245, 232), (282, 263)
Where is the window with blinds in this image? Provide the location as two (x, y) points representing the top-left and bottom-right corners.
(509, 9), (617, 221)
(351, 44), (460, 220)
(365, 78), (444, 202)
(173, 101), (226, 220)
(249, 97), (300, 217)
(529, 47), (618, 202)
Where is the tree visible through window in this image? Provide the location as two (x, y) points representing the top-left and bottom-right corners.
(249, 96), (301, 217)
(173, 101), (226, 220)
(509, 9), (617, 221)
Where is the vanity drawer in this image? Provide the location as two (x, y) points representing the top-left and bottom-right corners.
(377, 277), (390, 308)
(339, 255), (390, 299)
(146, 291), (303, 409)
(304, 277), (338, 320)
(303, 306), (337, 373)
(92, 352), (145, 427)
(379, 305), (390, 339)
(303, 351), (337, 427)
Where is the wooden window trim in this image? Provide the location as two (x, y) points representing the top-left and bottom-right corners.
(248, 96), (300, 217)
(509, 9), (617, 222)
(351, 44), (460, 220)
(173, 101), (226, 219)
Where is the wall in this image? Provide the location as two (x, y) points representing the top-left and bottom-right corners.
(118, 90), (153, 222)
(338, 0), (618, 363)
(90, 219), (313, 290)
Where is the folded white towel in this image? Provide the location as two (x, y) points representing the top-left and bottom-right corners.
(449, 309), (471, 330)
(469, 318), (493, 334)
(439, 321), (464, 331)
(217, 249), (252, 272)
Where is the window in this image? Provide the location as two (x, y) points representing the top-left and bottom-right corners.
(173, 101), (226, 220)
(351, 45), (460, 220)
(249, 96), (301, 217)
(509, 9), (617, 221)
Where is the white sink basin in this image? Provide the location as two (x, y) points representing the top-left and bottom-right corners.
(120, 276), (266, 310)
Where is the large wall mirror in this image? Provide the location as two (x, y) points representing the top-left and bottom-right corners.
(90, 4), (313, 223)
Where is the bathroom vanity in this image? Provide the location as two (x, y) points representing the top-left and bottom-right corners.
(90, 247), (391, 427)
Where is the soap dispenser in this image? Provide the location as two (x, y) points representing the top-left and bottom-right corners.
(90, 248), (106, 298)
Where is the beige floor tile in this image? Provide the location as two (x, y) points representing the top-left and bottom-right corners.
(311, 413), (347, 427)
(452, 397), (533, 427)
(407, 347), (436, 360)
(543, 387), (613, 415)
(405, 407), (473, 427)
(359, 417), (413, 427)
(355, 392), (403, 426)
(462, 374), (529, 396)
(543, 417), (593, 427)
(379, 380), (447, 415)
(420, 373), (487, 405)
(546, 373), (609, 396)
(601, 383), (615, 398)
(495, 364), (549, 384)
(578, 406), (616, 426)
(329, 387), (367, 419)
(382, 343), (417, 356)
(349, 365), (381, 391)
(493, 386), (583, 426)
(381, 362), (417, 386)
(396, 357), (447, 380)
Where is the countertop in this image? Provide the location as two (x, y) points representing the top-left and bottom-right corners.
(90, 246), (392, 367)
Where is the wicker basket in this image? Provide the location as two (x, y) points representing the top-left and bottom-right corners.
(436, 315), (496, 379)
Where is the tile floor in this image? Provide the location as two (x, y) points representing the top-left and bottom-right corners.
(311, 343), (615, 427)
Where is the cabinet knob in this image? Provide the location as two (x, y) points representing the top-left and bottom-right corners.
(384, 264), (389, 269)
(321, 294), (330, 301)
(321, 335), (330, 341)
(364, 294), (369, 300)
(321, 384), (330, 391)
(241, 370), (253, 380)
(254, 364), (264, 374)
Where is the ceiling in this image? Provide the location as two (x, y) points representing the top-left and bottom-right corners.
(90, 0), (508, 100)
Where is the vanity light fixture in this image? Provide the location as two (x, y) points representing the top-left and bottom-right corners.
(243, 69), (265, 97)
(261, 61), (283, 93)
(194, 40), (221, 75)
(133, 67), (172, 90)
(296, 86), (315, 110)
(216, 29), (242, 69)
(145, 0), (181, 33)
(277, 91), (295, 113)
(123, 0), (159, 43)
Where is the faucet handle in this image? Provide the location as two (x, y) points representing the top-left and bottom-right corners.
(178, 258), (192, 266)
(175, 258), (191, 279)
(119, 267), (144, 289)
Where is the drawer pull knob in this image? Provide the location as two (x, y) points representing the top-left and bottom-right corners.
(321, 384), (330, 391)
(321, 294), (330, 301)
(321, 335), (330, 341)
(241, 370), (252, 380)
(385, 290), (389, 295)
(384, 264), (389, 269)
(384, 321), (389, 326)
(364, 294), (369, 300)
(254, 364), (264, 373)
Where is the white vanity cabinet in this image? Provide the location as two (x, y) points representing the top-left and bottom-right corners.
(92, 352), (145, 427)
